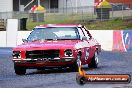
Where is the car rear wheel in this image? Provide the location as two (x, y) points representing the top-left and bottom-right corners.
(88, 52), (98, 68)
(14, 64), (26, 75)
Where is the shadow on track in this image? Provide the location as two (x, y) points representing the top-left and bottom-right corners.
(26, 68), (76, 75)
(26, 65), (104, 75)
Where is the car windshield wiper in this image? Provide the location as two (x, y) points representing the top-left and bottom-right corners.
(45, 39), (56, 40)
(31, 39), (57, 42)
(31, 39), (41, 42)
(56, 39), (79, 40)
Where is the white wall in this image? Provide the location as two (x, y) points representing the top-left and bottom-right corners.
(0, 0), (13, 12)
(77, 0), (94, 7)
(59, 0), (94, 13)
(17, 31), (31, 45)
(89, 30), (113, 51)
(0, 31), (30, 47)
(6, 19), (18, 47)
(59, 0), (94, 8)
(0, 30), (113, 50)
(17, 30), (113, 51)
(110, 10), (132, 18)
(0, 31), (6, 47)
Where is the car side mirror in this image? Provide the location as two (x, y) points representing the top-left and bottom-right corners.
(82, 36), (87, 41)
(22, 39), (28, 43)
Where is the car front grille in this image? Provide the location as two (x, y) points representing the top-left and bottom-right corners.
(26, 50), (60, 59)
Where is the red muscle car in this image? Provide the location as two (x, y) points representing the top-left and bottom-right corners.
(12, 24), (101, 75)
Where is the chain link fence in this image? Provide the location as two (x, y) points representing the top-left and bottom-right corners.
(0, 5), (132, 30)
(0, 6), (131, 19)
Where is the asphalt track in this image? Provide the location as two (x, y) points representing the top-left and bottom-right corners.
(0, 48), (132, 88)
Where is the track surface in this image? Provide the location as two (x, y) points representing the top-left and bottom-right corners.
(0, 48), (132, 88)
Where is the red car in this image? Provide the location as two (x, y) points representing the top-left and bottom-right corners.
(12, 24), (101, 75)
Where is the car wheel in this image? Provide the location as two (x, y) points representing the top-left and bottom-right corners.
(70, 55), (81, 72)
(14, 64), (26, 75)
(88, 51), (98, 68)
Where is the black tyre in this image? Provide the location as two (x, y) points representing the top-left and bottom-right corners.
(88, 52), (98, 68)
(70, 55), (81, 72)
(14, 64), (26, 75)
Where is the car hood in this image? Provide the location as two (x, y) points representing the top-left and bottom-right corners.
(13, 40), (81, 51)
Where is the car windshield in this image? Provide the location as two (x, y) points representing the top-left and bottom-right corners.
(27, 27), (80, 42)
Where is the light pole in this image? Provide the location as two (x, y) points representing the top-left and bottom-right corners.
(19, 0), (21, 11)
(75, 0), (77, 13)
(38, 0), (40, 5)
(66, 0), (68, 13)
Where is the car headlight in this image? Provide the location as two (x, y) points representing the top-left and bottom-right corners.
(12, 51), (21, 58)
(64, 49), (73, 57)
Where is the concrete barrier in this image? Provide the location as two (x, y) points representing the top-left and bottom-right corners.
(17, 31), (31, 45)
(6, 19), (18, 47)
(0, 18), (130, 51)
(0, 30), (113, 51)
(0, 31), (6, 47)
(112, 30), (132, 52)
(89, 30), (113, 51)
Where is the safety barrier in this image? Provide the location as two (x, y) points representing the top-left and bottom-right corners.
(0, 30), (113, 51)
(0, 19), (131, 51)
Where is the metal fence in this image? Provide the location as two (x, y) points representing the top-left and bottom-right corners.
(0, 6), (132, 19)
(0, 6), (132, 30)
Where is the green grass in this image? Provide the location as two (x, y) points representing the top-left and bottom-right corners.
(26, 14), (132, 30)
(85, 19), (125, 30)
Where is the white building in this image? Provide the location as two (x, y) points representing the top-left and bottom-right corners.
(0, 0), (94, 19)
(0, 0), (13, 12)
(0, 0), (94, 12)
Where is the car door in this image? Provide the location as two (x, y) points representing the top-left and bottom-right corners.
(77, 27), (87, 64)
(81, 27), (96, 63)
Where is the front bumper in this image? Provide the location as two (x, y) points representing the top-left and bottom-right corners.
(13, 57), (75, 67)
